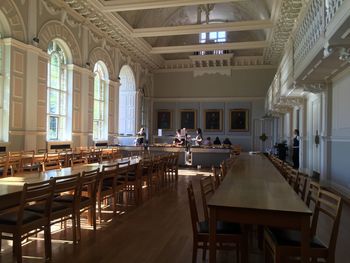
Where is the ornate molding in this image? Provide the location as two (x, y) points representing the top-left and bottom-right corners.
(279, 97), (305, 107)
(293, 81), (327, 94)
(38, 20), (82, 66)
(0, 0), (27, 42)
(88, 47), (115, 79)
(58, 0), (163, 70)
(263, 0), (303, 64)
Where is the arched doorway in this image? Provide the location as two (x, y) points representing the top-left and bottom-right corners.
(118, 65), (136, 135)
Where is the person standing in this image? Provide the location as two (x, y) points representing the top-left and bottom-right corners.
(292, 129), (300, 169)
(194, 128), (203, 146)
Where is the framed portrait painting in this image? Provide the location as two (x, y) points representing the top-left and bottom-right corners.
(230, 109), (249, 132)
(157, 110), (172, 130)
(204, 109), (223, 131)
(180, 110), (197, 130)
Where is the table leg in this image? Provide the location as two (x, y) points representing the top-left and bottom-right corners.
(300, 215), (310, 263)
(209, 207), (217, 263)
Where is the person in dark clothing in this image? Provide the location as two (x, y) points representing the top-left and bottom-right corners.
(292, 129), (300, 169)
(223, 138), (232, 145)
(213, 137), (221, 145)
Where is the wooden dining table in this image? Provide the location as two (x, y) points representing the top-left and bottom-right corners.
(0, 156), (141, 212)
(208, 153), (312, 263)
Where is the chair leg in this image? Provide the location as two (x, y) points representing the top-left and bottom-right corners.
(202, 242), (207, 261)
(72, 213), (77, 244)
(44, 224), (52, 261)
(98, 196), (102, 223)
(192, 241), (198, 263)
(92, 205), (97, 231)
(13, 233), (22, 262)
(77, 212), (81, 242)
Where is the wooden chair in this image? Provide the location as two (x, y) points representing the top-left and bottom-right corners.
(0, 154), (9, 176)
(306, 181), (321, 208)
(77, 169), (99, 241)
(41, 153), (61, 171)
(97, 163), (119, 222)
(21, 150), (39, 172)
(199, 175), (215, 221)
(27, 173), (81, 244)
(296, 173), (308, 201)
(7, 151), (23, 175)
(212, 166), (221, 189)
(264, 189), (343, 263)
(0, 179), (55, 262)
(187, 181), (243, 263)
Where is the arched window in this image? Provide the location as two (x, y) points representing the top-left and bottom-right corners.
(119, 65), (136, 135)
(93, 61), (109, 140)
(47, 40), (71, 141)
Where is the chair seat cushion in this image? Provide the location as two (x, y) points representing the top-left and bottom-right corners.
(54, 194), (89, 203)
(266, 228), (326, 248)
(26, 202), (69, 213)
(198, 220), (241, 235)
(0, 211), (42, 225)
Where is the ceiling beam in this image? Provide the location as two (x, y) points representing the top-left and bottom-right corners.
(101, 0), (245, 12)
(150, 41), (268, 54)
(132, 20), (273, 38)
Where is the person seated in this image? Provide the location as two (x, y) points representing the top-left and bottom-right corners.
(135, 127), (146, 146)
(223, 138), (232, 146)
(213, 136), (221, 145)
(173, 129), (185, 146)
(203, 137), (212, 146)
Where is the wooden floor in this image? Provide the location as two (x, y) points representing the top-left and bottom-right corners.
(0, 168), (349, 263)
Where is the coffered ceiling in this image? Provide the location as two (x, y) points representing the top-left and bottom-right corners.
(58, 0), (303, 70)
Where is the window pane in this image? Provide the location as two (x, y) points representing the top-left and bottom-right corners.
(49, 89), (59, 114)
(49, 116), (58, 140)
(94, 100), (100, 120)
(60, 92), (66, 115)
(201, 32), (206, 40)
(218, 31), (226, 38)
(209, 32), (217, 40)
(60, 67), (67, 91)
(50, 54), (60, 89)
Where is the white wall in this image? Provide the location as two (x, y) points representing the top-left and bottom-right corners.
(329, 68), (350, 192)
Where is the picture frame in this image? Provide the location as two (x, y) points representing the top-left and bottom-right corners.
(180, 109), (197, 131)
(229, 109), (249, 132)
(204, 109), (223, 131)
(157, 110), (172, 130)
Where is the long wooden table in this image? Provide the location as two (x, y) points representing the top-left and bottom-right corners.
(208, 153), (312, 263)
(0, 157), (140, 211)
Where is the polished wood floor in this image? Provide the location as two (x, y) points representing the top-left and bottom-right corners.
(0, 168), (349, 263)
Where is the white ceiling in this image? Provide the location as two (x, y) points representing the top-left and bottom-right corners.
(60, 0), (304, 70)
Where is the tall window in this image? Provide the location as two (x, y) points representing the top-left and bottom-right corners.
(118, 65), (136, 135)
(199, 31), (226, 55)
(93, 62), (109, 140)
(47, 41), (69, 141)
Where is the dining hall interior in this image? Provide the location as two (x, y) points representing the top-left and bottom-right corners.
(0, 0), (350, 262)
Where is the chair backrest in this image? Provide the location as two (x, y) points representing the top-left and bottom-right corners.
(286, 169), (298, 190)
(200, 175), (215, 221)
(101, 163), (118, 181)
(0, 154), (9, 176)
(80, 168), (99, 200)
(296, 173), (308, 201)
(187, 181), (199, 236)
(212, 166), (221, 189)
(306, 181), (321, 208)
(18, 179), (55, 224)
(311, 189), (342, 255)
(54, 173), (81, 199)
(8, 151), (23, 174)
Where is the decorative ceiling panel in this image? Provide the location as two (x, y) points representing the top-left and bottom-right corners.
(55, 0), (304, 71)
